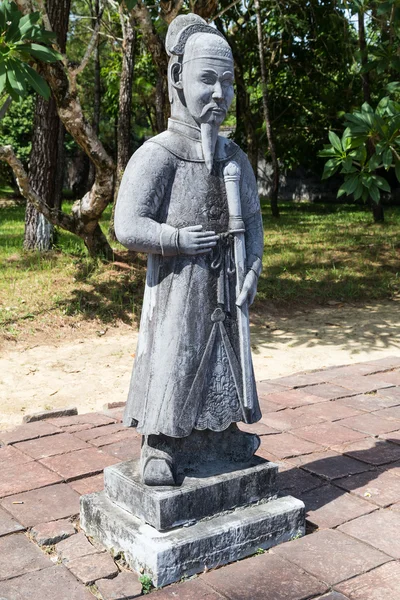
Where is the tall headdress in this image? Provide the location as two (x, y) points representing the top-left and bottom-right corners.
(165, 13), (226, 58)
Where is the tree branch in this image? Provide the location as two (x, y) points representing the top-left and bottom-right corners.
(71, 7), (104, 77)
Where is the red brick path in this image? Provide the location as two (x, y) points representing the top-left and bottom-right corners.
(1, 356), (400, 599)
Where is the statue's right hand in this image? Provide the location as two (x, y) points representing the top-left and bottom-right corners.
(178, 225), (219, 255)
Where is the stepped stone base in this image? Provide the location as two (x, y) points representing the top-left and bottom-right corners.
(104, 457), (278, 531)
(80, 490), (305, 588)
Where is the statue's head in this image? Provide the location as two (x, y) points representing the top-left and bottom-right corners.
(166, 14), (234, 171)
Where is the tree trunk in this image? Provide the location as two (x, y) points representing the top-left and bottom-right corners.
(371, 199), (385, 223)
(24, 0), (71, 251)
(358, 10), (371, 103)
(254, 0), (280, 218)
(109, 12), (136, 240)
(88, 0), (102, 190)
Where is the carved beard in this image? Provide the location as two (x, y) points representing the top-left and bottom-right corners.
(200, 121), (219, 173)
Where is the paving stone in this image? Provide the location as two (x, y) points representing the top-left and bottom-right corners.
(367, 356), (400, 369)
(257, 381), (288, 395)
(0, 565), (94, 599)
(23, 407), (78, 423)
(31, 519), (76, 546)
(289, 451), (370, 481)
(102, 408), (124, 422)
(258, 398), (283, 413)
(270, 372), (328, 388)
(66, 552), (118, 585)
(0, 532), (52, 580)
(47, 412), (116, 428)
(330, 376), (394, 394)
(0, 445), (33, 467)
(90, 428), (140, 448)
(39, 447), (119, 481)
(200, 553), (328, 600)
(334, 469), (400, 507)
(0, 421), (60, 445)
(258, 432), (323, 459)
(328, 363), (385, 378)
(336, 561), (400, 600)
(379, 430), (400, 444)
(0, 461), (61, 498)
(337, 393), (400, 412)
(96, 571), (143, 599)
(294, 422), (367, 447)
(73, 423), (126, 442)
(333, 437), (400, 466)
(338, 412), (400, 435)
(299, 384), (356, 401)
(99, 437), (142, 462)
(272, 528), (390, 585)
(261, 409), (324, 432)
(339, 509), (400, 558)
(56, 532), (102, 563)
(297, 402), (362, 422)
(68, 474), (104, 495)
(239, 421), (279, 435)
(368, 371), (400, 386)
(1, 483), (80, 526)
(317, 594), (350, 600)
(14, 432), (90, 459)
(0, 506), (24, 537)
(61, 423), (94, 434)
(278, 466), (323, 496)
(300, 484), (376, 529)
(374, 386), (400, 402)
(150, 578), (224, 599)
(374, 405), (400, 421)
(261, 389), (326, 409)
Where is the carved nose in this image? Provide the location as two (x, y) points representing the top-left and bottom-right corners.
(212, 82), (223, 100)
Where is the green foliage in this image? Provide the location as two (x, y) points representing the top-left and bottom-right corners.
(0, 0), (62, 102)
(139, 574), (153, 595)
(319, 96), (400, 204)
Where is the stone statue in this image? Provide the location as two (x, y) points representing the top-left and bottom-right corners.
(115, 13), (264, 486)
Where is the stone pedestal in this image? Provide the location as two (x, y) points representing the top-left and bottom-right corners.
(80, 458), (305, 588)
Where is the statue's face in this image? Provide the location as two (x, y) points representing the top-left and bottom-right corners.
(181, 56), (234, 127)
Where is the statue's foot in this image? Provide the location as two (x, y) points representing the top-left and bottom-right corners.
(141, 434), (176, 486)
(229, 426), (260, 462)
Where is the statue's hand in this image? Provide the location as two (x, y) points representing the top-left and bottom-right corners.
(178, 225), (219, 255)
(236, 270), (258, 307)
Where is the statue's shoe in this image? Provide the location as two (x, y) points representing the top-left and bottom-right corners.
(141, 436), (176, 486)
(230, 428), (261, 462)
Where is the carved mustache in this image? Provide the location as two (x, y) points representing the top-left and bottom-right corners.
(200, 102), (227, 118)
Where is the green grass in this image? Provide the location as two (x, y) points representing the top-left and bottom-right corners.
(258, 200), (400, 306)
(1, 198), (400, 339)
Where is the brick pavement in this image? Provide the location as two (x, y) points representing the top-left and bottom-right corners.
(1, 356), (400, 599)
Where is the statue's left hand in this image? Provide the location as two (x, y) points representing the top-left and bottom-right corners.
(236, 270), (258, 307)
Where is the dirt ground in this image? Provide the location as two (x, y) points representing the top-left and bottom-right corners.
(1, 299), (400, 431)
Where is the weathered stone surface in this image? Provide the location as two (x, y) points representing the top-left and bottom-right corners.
(96, 571), (142, 599)
(0, 444), (33, 467)
(31, 519), (76, 546)
(104, 457), (278, 531)
(290, 450), (370, 480)
(329, 376), (393, 394)
(278, 465), (322, 496)
(336, 561), (400, 600)
(90, 428), (139, 448)
(239, 421), (278, 435)
(14, 432), (89, 459)
(334, 437), (400, 466)
(80, 491), (305, 588)
(39, 448), (119, 481)
(368, 371), (400, 385)
(46, 412), (116, 428)
(300, 484), (376, 529)
(296, 401), (362, 422)
(0, 532), (52, 580)
(0, 422), (60, 445)
(256, 381), (287, 395)
(56, 532), (102, 563)
(260, 409), (324, 432)
(0, 506), (24, 537)
(334, 469), (400, 507)
(258, 432), (322, 459)
(0, 461), (61, 498)
(99, 437), (142, 462)
(374, 405), (400, 420)
(337, 392), (400, 412)
(73, 423), (126, 442)
(200, 553), (328, 600)
(66, 552), (118, 585)
(317, 594), (350, 600)
(261, 389), (326, 409)
(338, 509), (400, 558)
(273, 529), (390, 585)
(23, 407), (78, 423)
(1, 483), (80, 526)
(294, 422), (367, 447)
(367, 356), (400, 369)
(0, 565), (94, 599)
(338, 412), (400, 435)
(69, 474), (104, 495)
(150, 578), (223, 599)
(299, 384), (356, 400)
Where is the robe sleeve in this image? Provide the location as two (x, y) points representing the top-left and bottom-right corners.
(239, 152), (264, 278)
(114, 141), (178, 256)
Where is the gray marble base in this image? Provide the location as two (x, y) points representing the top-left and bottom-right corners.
(104, 457), (278, 531)
(80, 490), (305, 588)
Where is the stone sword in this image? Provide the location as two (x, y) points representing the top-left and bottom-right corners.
(223, 160), (253, 411)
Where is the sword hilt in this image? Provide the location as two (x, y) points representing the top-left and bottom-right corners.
(223, 161), (245, 232)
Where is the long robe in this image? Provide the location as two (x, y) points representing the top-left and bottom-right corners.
(115, 119), (264, 438)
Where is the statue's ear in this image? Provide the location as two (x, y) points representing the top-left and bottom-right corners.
(169, 61), (183, 90)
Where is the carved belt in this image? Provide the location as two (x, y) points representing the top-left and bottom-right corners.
(210, 232), (236, 315)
